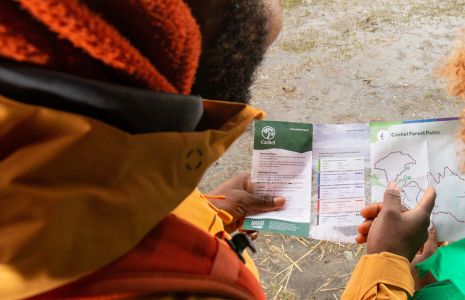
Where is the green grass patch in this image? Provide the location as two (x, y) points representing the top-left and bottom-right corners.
(280, 39), (316, 53)
(282, 0), (303, 9)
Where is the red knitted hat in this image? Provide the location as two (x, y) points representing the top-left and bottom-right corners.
(0, 0), (201, 95)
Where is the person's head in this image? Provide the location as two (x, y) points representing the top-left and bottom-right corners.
(439, 41), (465, 170)
(185, 0), (283, 103)
(0, 0), (281, 103)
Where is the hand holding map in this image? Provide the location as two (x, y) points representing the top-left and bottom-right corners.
(362, 182), (436, 261)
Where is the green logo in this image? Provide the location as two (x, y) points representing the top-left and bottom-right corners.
(261, 126), (276, 140)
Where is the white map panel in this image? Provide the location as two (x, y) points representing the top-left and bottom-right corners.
(370, 119), (465, 241)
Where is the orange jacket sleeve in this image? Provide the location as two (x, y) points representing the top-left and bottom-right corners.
(341, 252), (414, 300)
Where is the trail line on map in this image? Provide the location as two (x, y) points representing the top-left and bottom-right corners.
(373, 151), (417, 183)
(374, 152), (465, 223)
(399, 180), (425, 209)
(400, 179), (425, 191)
(433, 211), (465, 223)
(428, 166), (465, 184)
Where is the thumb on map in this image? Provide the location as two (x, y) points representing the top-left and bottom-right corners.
(383, 182), (402, 209)
(414, 187), (436, 215)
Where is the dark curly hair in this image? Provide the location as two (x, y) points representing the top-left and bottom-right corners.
(191, 1), (268, 103)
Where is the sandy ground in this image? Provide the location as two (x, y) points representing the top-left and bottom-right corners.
(199, 1), (465, 299)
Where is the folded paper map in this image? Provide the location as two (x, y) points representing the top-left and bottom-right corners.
(244, 118), (465, 243)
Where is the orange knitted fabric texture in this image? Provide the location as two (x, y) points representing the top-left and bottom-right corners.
(438, 38), (465, 170)
(0, 0), (201, 94)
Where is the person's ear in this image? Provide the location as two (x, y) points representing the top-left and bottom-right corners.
(263, 0), (283, 47)
(184, 0), (228, 48)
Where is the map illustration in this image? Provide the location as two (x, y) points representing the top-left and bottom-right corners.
(371, 118), (465, 241)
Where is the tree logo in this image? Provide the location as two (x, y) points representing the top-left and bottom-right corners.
(262, 126), (276, 140)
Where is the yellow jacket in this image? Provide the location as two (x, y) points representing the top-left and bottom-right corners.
(0, 92), (415, 299)
(0, 95), (263, 299)
(342, 252), (415, 299)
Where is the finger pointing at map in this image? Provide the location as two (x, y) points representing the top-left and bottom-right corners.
(366, 182), (436, 261)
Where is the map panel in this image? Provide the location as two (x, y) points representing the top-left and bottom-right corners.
(311, 123), (369, 243)
(370, 118), (465, 241)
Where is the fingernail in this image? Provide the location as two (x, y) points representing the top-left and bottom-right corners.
(387, 182), (399, 191)
(273, 197), (285, 206)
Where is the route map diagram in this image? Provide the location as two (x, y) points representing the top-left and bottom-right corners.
(374, 151), (424, 208)
(370, 118), (465, 241)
